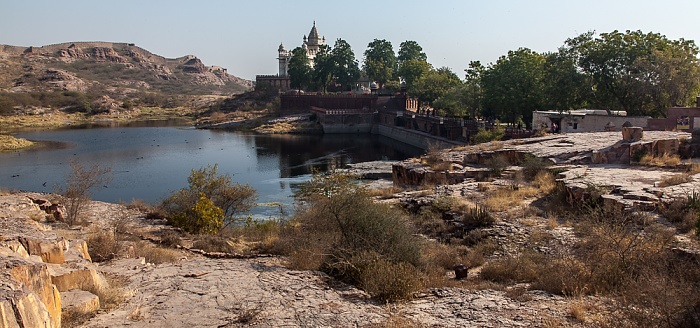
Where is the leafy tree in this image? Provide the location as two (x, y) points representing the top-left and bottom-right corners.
(565, 30), (700, 117)
(411, 67), (462, 109)
(481, 48), (546, 125)
(397, 40), (427, 63)
(288, 47), (313, 90)
(398, 59), (432, 91)
(312, 44), (334, 92)
(363, 39), (397, 88)
(541, 51), (590, 112)
(330, 39), (361, 91)
(161, 164), (257, 234)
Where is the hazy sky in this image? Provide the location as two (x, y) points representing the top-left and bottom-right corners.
(2, 0), (700, 80)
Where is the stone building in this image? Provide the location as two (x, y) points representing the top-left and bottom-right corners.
(256, 22), (326, 92)
(532, 109), (650, 133)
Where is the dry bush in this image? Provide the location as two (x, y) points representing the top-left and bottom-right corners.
(133, 241), (181, 264)
(657, 173), (693, 187)
(233, 218), (282, 252)
(531, 171), (557, 193)
(278, 173), (424, 302)
(480, 251), (545, 283)
(658, 196), (698, 233)
(640, 153), (682, 167)
(421, 146), (452, 172)
(192, 234), (238, 253)
(367, 185), (405, 199)
(546, 217), (559, 230)
(60, 161), (111, 225)
(125, 198), (152, 212)
(87, 230), (121, 262)
(0, 134), (33, 151)
(484, 154), (509, 177)
(483, 186), (538, 211)
(354, 251), (424, 302)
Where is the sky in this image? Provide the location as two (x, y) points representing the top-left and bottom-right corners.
(2, 0), (700, 81)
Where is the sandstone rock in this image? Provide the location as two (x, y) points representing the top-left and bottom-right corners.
(18, 237), (65, 264)
(49, 264), (106, 293)
(13, 292), (55, 328)
(61, 290), (100, 315)
(3, 256), (62, 328)
(65, 240), (91, 263)
(0, 300), (19, 328)
(622, 126), (643, 141)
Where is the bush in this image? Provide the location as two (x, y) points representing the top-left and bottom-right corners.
(470, 126), (505, 144)
(168, 192), (224, 234)
(282, 173), (424, 301)
(87, 230), (121, 262)
(60, 161), (111, 225)
(161, 164), (257, 234)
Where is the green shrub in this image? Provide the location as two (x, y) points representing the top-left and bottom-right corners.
(470, 126), (505, 144)
(160, 164), (257, 234)
(168, 192), (224, 234)
(282, 173), (424, 301)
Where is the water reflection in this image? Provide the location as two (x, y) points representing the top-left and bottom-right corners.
(0, 124), (423, 218)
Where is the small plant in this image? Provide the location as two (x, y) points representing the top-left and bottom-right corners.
(657, 173), (693, 187)
(461, 204), (494, 228)
(639, 152), (681, 167)
(485, 155), (509, 177)
(87, 230), (121, 262)
(60, 161), (111, 225)
(168, 192), (224, 234)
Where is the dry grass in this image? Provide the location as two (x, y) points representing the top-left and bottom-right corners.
(639, 152), (682, 167)
(87, 230), (122, 262)
(657, 173), (693, 187)
(367, 185), (405, 199)
(483, 171), (556, 211)
(132, 241), (182, 264)
(0, 134), (34, 151)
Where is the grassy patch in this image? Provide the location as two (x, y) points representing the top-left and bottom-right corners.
(0, 134), (33, 151)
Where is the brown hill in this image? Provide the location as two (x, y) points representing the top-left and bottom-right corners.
(0, 42), (253, 115)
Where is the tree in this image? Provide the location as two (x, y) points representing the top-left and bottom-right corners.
(161, 164), (257, 234)
(397, 40), (427, 63)
(481, 48), (546, 125)
(411, 67), (462, 109)
(541, 51), (590, 112)
(565, 30), (700, 117)
(288, 47), (313, 90)
(330, 39), (361, 91)
(312, 44), (334, 92)
(62, 161), (111, 225)
(363, 39), (397, 88)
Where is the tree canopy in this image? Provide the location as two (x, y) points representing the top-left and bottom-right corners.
(363, 39), (397, 88)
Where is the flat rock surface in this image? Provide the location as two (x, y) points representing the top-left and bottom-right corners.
(85, 256), (577, 327)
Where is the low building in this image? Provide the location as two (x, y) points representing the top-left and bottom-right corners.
(532, 109), (649, 133)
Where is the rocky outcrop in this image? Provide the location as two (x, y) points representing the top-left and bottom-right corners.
(0, 194), (109, 328)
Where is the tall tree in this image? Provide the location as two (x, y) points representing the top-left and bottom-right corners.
(481, 48), (546, 125)
(398, 40), (427, 63)
(330, 39), (361, 91)
(312, 44), (334, 92)
(411, 67), (462, 109)
(363, 39), (397, 88)
(565, 30), (700, 117)
(288, 47), (312, 90)
(541, 51), (590, 112)
(399, 59), (432, 91)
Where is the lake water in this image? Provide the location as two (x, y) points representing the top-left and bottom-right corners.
(0, 122), (423, 218)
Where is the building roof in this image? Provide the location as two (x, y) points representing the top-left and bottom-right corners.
(308, 21), (319, 40)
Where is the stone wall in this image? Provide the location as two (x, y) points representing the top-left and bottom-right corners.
(372, 124), (462, 150)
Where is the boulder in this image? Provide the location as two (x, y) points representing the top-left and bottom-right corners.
(61, 290), (100, 315)
(0, 300), (19, 328)
(2, 256), (62, 328)
(49, 263), (106, 293)
(18, 237), (65, 264)
(622, 127), (643, 141)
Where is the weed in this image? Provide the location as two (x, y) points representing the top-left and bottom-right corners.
(658, 173), (693, 187)
(87, 230), (121, 262)
(640, 153), (682, 167)
(133, 241), (181, 264)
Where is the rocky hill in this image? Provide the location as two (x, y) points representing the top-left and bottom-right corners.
(0, 42), (252, 113)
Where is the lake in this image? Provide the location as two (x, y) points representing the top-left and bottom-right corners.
(0, 122), (423, 218)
